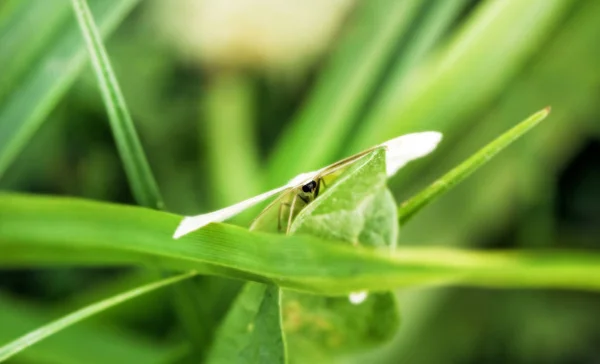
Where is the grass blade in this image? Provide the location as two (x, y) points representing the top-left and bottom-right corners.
(0, 271), (196, 362)
(0, 293), (181, 364)
(1, 194), (600, 293)
(0, 0), (141, 179)
(398, 107), (551, 224)
(70, 0), (163, 209)
(69, 3), (206, 355)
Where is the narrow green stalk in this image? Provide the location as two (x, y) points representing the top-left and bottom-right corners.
(0, 271), (196, 362)
(398, 107), (551, 224)
(69, 3), (206, 355)
(70, 0), (163, 209)
(0, 293), (180, 364)
(203, 73), (262, 207)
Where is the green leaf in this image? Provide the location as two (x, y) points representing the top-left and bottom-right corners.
(241, 285), (286, 363)
(70, 0), (163, 209)
(0, 0), (141, 179)
(1, 194), (600, 292)
(291, 148), (397, 248)
(207, 283), (286, 364)
(285, 148), (399, 359)
(267, 0), (424, 184)
(216, 148), (400, 363)
(398, 107), (551, 224)
(0, 271), (196, 362)
(207, 188), (288, 363)
(283, 292), (399, 358)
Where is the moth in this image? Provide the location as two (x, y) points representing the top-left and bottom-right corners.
(173, 132), (442, 239)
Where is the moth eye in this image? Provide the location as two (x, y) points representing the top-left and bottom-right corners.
(302, 181), (316, 193)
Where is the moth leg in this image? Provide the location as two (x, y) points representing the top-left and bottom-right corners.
(286, 194), (298, 235)
(315, 177), (326, 198)
(278, 202), (291, 232)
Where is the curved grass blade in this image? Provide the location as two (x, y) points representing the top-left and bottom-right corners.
(1, 194), (600, 293)
(70, 0), (163, 209)
(398, 107), (551, 224)
(0, 271), (196, 362)
(0, 0), (141, 179)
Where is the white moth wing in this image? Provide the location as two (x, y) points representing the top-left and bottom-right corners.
(173, 170), (321, 239)
(381, 131), (442, 177)
(174, 185), (290, 238)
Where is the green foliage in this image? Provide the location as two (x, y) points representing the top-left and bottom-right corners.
(283, 291), (398, 359)
(207, 283), (285, 364)
(1, 0), (599, 362)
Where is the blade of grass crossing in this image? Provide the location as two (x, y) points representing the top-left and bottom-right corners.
(2, 194), (600, 293)
(398, 107), (551, 224)
(70, 3), (209, 355)
(70, 0), (163, 209)
(70, 0), (209, 352)
(0, 293), (181, 364)
(0, 271), (197, 362)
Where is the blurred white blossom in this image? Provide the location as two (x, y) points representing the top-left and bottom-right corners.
(156, 0), (355, 72)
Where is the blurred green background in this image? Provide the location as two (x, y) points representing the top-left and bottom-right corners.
(1, 0), (599, 363)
